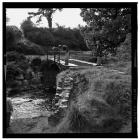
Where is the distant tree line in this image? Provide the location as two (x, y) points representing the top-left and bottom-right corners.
(20, 18), (88, 52)
(6, 20), (87, 55)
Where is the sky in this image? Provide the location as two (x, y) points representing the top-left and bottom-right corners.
(6, 8), (86, 28)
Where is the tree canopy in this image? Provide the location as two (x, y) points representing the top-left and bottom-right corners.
(28, 8), (63, 29)
(6, 26), (23, 51)
(20, 19), (87, 51)
(80, 8), (131, 56)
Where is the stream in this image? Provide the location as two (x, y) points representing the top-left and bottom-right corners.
(7, 91), (53, 134)
(10, 92), (51, 120)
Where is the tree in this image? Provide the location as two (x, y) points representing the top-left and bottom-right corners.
(20, 18), (35, 37)
(80, 8), (131, 58)
(21, 18), (55, 51)
(6, 26), (23, 51)
(28, 8), (63, 30)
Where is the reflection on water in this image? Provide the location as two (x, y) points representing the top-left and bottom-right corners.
(10, 96), (50, 120)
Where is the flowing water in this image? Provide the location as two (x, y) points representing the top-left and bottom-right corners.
(7, 91), (54, 134)
(10, 92), (51, 121)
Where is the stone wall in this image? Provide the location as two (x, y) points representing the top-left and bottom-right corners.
(48, 70), (89, 126)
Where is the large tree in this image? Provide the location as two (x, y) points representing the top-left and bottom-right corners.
(28, 8), (63, 30)
(80, 8), (131, 57)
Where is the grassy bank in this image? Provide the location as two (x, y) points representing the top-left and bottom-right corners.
(48, 66), (131, 133)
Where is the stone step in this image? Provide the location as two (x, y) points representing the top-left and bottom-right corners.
(59, 105), (67, 108)
(58, 92), (70, 97)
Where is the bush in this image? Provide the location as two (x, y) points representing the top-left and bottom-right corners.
(116, 33), (131, 61)
(21, 20), (55, 47)
(21, 22), (88, 51)
(6, 51), (29, 91)
(6, 51), (26, 62)
(40, 60), (60, 88)
(8, 88), (21, 97)
(31, 57), (42, 67)
(6, 26), (23, 51)
(6, 63), (23, 81)
(88, 57), (97, 63)
(16, 39), (45, 55)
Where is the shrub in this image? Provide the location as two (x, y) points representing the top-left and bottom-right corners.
(6, 63), (23, 81)
(16, 39), (45, 55)
(88, 57), (97, 63)
(8, 88), (21, 97)
(116, 33), (131, 61)
(40, 60), (60, 89)
(31, 57), (42, 67)
(6, 26), (23, 51)
(6, 51), (29, 91)
(6, 51), (26, 62)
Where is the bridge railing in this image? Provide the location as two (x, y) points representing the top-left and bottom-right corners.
(26, 51), (92, 64)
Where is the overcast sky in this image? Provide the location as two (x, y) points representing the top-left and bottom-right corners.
(6, 8), (86, 28)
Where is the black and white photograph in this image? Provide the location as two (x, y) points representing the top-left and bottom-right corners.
(3, 2), (137, 138)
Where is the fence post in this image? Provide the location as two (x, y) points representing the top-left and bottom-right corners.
(47, 50), (48, 60)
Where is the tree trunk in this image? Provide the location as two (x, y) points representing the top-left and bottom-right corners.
(47, 16), (52, 30)
(97, 57), (102, 65)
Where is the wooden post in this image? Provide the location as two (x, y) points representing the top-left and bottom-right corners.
(54, 51), (56, 62)
(96, 41), (102, 66)
(47, 50), (48, 60)
(59, 49), (60, 64)
(4, 65), (7, 82)
(65, 50), (69, 66)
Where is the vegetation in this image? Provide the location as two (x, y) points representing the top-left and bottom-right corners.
(6, 25), (23, 51)
(28, 8), (63, 30)
(20, 18), (87, 52)
(6, 8), (132, 134)
(6, 25), (45, 54)
(6, 51), (29, 96)
(80, 8), (131, 57)
(50, 68), (131, 133)
(30, 57), (42, 72)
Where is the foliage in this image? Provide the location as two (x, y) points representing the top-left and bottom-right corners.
(20, 17), (35, 37)
(6, 51), (29, 90)
(30, 57), (42, 72)
(28, 8), (63, 29)
(6, 51), (29, 70)
(17, 39), (45, 55)
(6, 24), (44, 54)
(116, 33), (131, 61)
(6, 51), (26, 62)
(31, 57), (42, 67)
(40, 60), (60, 89)
(21, 19), (55, 49)
(6, 62), (23, 81)
(52, 26), (87, 50)
(6, 26), (23, 51)
(21, 20), (87, 51)
(80, 8), (131, 57)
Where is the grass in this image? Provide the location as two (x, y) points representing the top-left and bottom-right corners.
(26, 53), (131, 75)
(49, 66), (132, 133)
